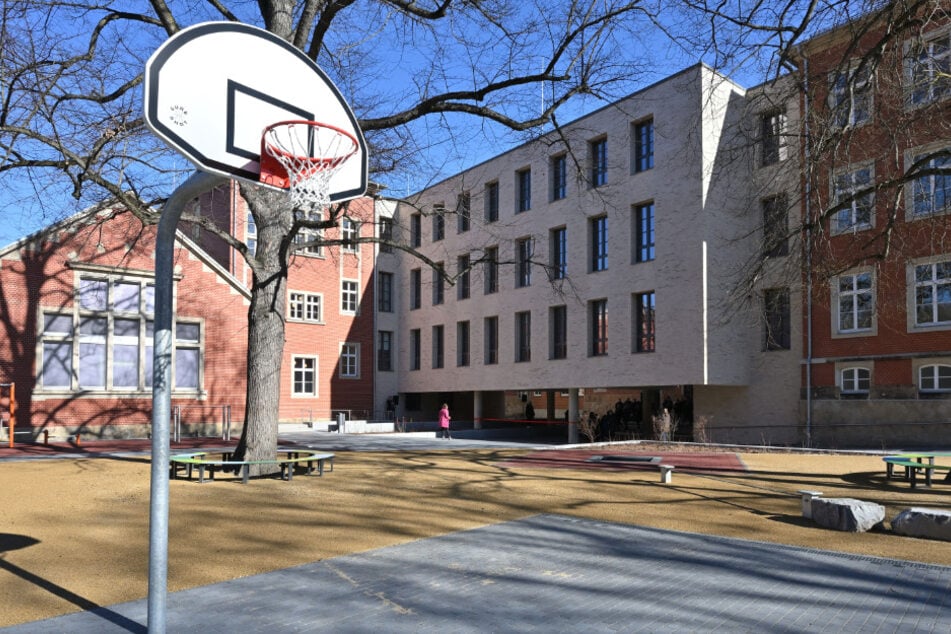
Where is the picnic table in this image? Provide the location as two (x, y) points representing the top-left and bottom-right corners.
(883, 452), (951, 489)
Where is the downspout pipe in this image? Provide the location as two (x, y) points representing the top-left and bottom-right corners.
(148, 170), (226, 633)
(802, 58), (814, 449)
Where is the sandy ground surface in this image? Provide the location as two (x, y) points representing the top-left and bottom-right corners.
(1, 445), (950, 627)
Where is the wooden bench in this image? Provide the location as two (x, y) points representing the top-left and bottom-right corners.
(883, 454), (951, 489)
(170, 448), (334, 484)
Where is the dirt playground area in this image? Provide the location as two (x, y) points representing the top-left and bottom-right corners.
(1, 444), (950, 627)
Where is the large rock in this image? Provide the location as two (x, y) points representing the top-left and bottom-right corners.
(811, 497), (885, 533)
(891, 508), (951, 542)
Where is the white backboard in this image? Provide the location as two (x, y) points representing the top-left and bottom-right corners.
(144, 22), (368, 202)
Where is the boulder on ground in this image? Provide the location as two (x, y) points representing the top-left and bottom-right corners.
(891, 508), (951, 542)
(811, 497), (885, 533)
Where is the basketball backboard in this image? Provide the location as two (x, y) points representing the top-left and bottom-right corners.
(144, 22), (368, 203)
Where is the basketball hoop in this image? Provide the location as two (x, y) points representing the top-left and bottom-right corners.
(260, 120), (359, 210)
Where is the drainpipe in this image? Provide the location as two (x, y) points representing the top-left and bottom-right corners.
(802, 58), (814, 448)
(148, 170), (226, 633)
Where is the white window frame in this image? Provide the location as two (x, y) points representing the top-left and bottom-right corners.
(910, 257), (951, 329)
(839, 366), (871, 394)
(288, 291), (323, 323)
(905, 27), (951, 107)
(918, 363), (951, 393)
(339, 342), (360, 378)
(829, 64), (872, 128)
(341, 279), (359, 315)
(832, 269), (875, 336)
(906, 142), (951, 219)
(291, 355), (318, 397)
(341, 217), (359, 253)
(294, 208), (323, 256)
(831, 164), (874, 234)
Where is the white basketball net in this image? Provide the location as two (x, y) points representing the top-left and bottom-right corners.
(262, 121), (358, 211)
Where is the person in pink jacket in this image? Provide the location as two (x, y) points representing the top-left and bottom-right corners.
(438, 403), (451, 439)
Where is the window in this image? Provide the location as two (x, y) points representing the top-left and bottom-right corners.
(550, 305), (567, 360)
(485, 181), (499, 222)
(590, 299), (608, 356)
(516, 168), (532, 212)
(590, 137), (608, 187)
(907, 31), (951, 106)
(340, 342), (359, 378)
(836, 272), (873, 333)
(432, 325), (444, 369)
(377, 331), (393, 372)
(294, 208), (323, 256)
(516, 237), (533, 288)
(341, 280), (359, 314)
(550, 227), (567, 280)
(484, 246), (499, 294)
(761, 110), (787, 166)
(633, 291), (655, 353)
(432, 206), (445, 242)
(590, 215), (608, 272)
(39, 276), (180, 393)
(762, 194), (789, 257)
(457, 321), (470, 367)
(457, 254), (470, 300)
(915, 260), (951, 326)
(830, 65), (871, 127)
(410, 213), (422, 248)
(457, 191), (471, 233)
(410, 269), (421, 310)
(551, 154), (567, 201)
(912, 149), (951, 216)
(634, 202), (655, 263)
(833, 166), (873, 232)
(764, 287), (791, 350)
(288, 291), (322, 323)
(515, 311), (531, 362)
(291, 356), (317, 396)
(341, 217), (358, 252)
(246, 211), (257, 255)
(919, 364), (951, 392)
(432, 263), (444, 306)
(379, 217), (393, 253)
(409, 329), (421, 370)
(378, 272), (393, 312)
(633, 119), (654, 173)
(484, 316), (498, 365)
(841, 367), (870, 394)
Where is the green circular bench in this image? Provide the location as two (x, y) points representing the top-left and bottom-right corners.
(169, 448), (334, 483)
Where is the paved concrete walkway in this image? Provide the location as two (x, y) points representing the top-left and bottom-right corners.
(6, 513), (950, 633)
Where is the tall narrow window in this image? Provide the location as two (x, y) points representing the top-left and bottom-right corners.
(516, 168), (532, 212)
(515, 311), (531, 362)
(409, 329), (421, 370)
(457, 321), (470, 367)
(633, 119), (654, 173)
(432, 205), (445, 242)
(590, 299), (608, 356)
(432, 263), (444, 306)
(914, 260), (951, 326)
(294, 208), (323, 256)
(912, 149), (951, 217)
(830, 66), (871, 127)
(761, 110), (787, 166)
(762, 194), (789, 257)
(764, 287), (791, 350)
(339, 342), (359, 378)
(590, 215), (608, 272)
(377, 331), (393, 371)
(551, 154), (567, 201)
(432, 325), (444, 369)
(550, 305), (567, 360)
(378, 217), (393, 253)
(378, 271), (393, 312)
(836, 272), (873, 333)
(341, 280), (359, 314)
(246, 211), (257, 255)
(550, 227), (567, 280)
(833, 167), (873, 232)
(341, 217), (358, 252)
(635, 202), (655, 263)
(457, 191), (471, 233)
(633, 291), (655, 353)
(590, 137), (608, 187)
(484, 316), (498, 365)
(457, 254), (471, 300)
(410, 213), (422, 248)
(292, 356), (317, 396)
(484, 246), (498, 294)
(410, 268), (421, 310)
(516, 238), (533, 287)
(485, 181), (499, 222)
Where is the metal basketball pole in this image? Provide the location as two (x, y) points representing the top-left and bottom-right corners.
(149, 170), (225, 633)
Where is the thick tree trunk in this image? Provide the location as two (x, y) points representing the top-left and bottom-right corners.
(231, 187), (294, 475)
